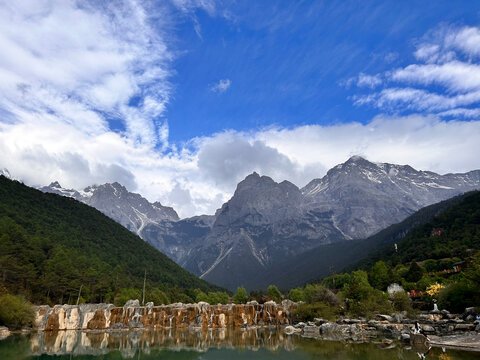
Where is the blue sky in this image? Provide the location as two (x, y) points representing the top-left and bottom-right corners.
(1, 0), (480, 216)
(167, 0), (480, 142)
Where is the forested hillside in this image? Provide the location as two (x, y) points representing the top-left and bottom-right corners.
(352, 190), (480, 269)
(0, 176), (222, 305)
(311, 190), (480, 313)
(250, 191), (477, 290)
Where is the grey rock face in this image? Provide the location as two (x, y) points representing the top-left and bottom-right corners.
(0, 168), (12, 179)
(302, 156), (480, 239)
(39, 181), (179, 236)
(183, 173), (345, 290)
(37, 157), (480, 291)
(183, 158), (480, 290)
(141, 215), (215, 264)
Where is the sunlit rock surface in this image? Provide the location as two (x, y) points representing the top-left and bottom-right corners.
(34, 302), (294, 331)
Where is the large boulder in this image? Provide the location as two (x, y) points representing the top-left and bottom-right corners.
(0, 326), (10, 340)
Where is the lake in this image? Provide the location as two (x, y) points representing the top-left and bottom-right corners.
(0, 327), (478, 359)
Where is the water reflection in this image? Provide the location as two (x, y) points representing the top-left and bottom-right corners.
(0, 328), (477, 359)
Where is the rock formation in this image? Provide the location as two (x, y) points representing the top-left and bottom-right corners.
(34, 302), (294, 331)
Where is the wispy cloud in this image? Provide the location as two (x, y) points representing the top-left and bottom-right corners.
(1, 6), (480, 218)
(352, 25), (480, 117)
(0, 0), (172, 147)
(210, 78), (231, 93)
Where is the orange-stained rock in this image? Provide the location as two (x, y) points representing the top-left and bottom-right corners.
(34, 302), (297, 331)
(87, 310), (107, 329)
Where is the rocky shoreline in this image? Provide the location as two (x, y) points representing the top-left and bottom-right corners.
(2, 300), (479, 351)
(33, 300), (293, 331)
(283, 307), (480, 351)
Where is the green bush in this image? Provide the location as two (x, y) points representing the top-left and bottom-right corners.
(342, 270), (373, 301)
(113, 288), (141, 306)
(368, 261), (390, 290)
(404, 262), (424, 283)
(293, 303), (337, 321)
(206, 291), (230, 304)
(0, 294), (34, 329)
(288, 288), (305, 302)
(391, 291), (414, 315)
(321, 273), (351, 290)
(249, 290), (264, 303)
(267, 285), (282, 303)
(233, 287), (248, 304)
(304, 284), (339, 306)
(148, 288), (170, 305)
(438, 280), (480, 313)
(347, 290), (392, 318)
(423, 259), (437, 272)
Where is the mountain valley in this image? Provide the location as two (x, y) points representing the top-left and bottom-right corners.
(38, 156), (480, 290)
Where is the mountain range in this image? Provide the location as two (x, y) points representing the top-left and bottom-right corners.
(0, 175), (219, 305)
(38, 156), (480, 290)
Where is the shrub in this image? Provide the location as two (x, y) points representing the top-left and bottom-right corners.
(347, 290), (392, 318)
(423, 259), (437, 273)
(233, 287), (248, 304)
(293, 303), (337, 322)
(288, 288), (305, 302)
(249, 290), (265, 303)
(267, 285), (282, 303)
(304, 284), (339, 306)
(149, 288), (170, 305)
(438, 280), (480, 313)
(343, 270), (373, 301)
(369, 261), (390, 290)
(113, 288), (141, 306)
(0, 294), (34, 329)
(391, 291), (413, 314)
(207, 291), (230, 304)
(404, 262), (424, 283)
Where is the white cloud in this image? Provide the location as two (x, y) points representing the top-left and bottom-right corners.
(342, 73), (382, 89)
(357, 73), (382, 88)
(353, 24), (480, 116)
(210, 78), (231, 93)
(0, 0), (171, 147)
(1, 6), (480, 219)
(392, 61), (480, 93)
(354, 87), (480, 111)
(415, 25), (480, 62)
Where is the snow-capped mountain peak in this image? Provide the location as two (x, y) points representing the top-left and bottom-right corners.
(0, 168), (12, 179)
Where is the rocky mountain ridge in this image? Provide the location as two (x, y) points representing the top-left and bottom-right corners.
(36, 156), (480, 290)
(39, 181), (179, 234)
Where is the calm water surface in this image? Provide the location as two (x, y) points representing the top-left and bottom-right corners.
(0, 328), (478, 359)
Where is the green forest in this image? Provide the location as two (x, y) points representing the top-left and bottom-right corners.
(302, 190), (480, 316)
(0, 176), (222, 306)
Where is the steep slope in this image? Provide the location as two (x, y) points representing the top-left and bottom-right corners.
(0, 176), (220, 304)
(302, 156), (480, 239)
(40, 181), (179, 234)
(141, 215), (215, 264)
(350, 190), (480, 270)
(39, 181), (215, 265)
(250, 191), (477, 289)
(183, 173), (345, 290)
(36, 157), (480, 291)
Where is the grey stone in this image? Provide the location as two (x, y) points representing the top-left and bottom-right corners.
(303, 326), (319, 335)
(313, 318), (327, 325)
(0, 326), (10, 340)
(284, 325), (300, 334)
(124, 299), (140, 308)
(455, 323), (475, 331)
(376, 314), (394, 322)
(421, 324), (435, 333)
